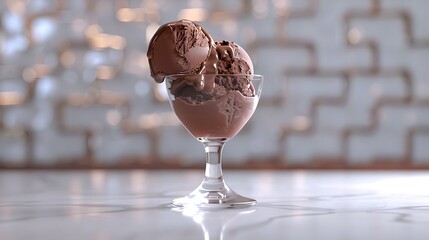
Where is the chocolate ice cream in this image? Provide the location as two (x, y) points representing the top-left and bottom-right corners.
(147, 20), (260, 140)
(167, 74), (258, 140)
(147, 20), (213, 83)
(215, 40), (253, 75)
(147, 20), (254, 82)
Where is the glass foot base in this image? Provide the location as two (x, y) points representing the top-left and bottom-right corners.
(171, 184), (256, 209)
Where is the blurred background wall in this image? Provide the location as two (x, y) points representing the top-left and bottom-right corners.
(0, 0), (428, 169)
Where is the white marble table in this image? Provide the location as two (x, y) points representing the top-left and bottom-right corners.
(1, 170), (429, 240)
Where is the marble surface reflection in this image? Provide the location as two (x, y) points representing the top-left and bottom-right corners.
(1, 170), (429, 239)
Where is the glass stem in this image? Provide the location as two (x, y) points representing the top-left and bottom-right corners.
(202, 142), (226, 191)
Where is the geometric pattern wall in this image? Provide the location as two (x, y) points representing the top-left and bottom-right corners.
(1, 0), (429, 169)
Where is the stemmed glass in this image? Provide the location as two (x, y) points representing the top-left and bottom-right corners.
(165, 74), (263, 209)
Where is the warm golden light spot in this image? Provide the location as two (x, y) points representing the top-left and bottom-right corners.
(291, 116), (311, 131)
(178, 8), (208, 22)
(91, 34), (111, 49)
(272, 0), (289, 16)
(33, 64), (50, 77)
(222, 20), (237, 36)
(8, 0), (25, 14)
(89, 34), (125, 50)
(138, 113), (161, 129)
(117, 8), (137, 22)
(106, 110), (122, 126)
(96, 65), (115, 80)
(109, 35), (126, 50)
(117, 8), (147, 22)
(348, 28), (363, 45)
(0, 92), (25, 105)
(85, 24), (102, 38)
(60, 51), (76, 67)
(22, 67), (36, 83)
(67, 93), (92, 106)
(253, 1), (268, 19)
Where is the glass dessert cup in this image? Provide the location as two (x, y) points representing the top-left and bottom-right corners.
(165, 74), (263, 209)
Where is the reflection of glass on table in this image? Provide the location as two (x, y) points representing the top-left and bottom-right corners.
(173, 206), (255, 240)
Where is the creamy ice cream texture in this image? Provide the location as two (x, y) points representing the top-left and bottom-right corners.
(147, 20), (254, 81)
(147, 20), (259, 139)
(171, 75), (257, 139)
(147, 20), (212, 83)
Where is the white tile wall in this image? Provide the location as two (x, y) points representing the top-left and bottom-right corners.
(0, 0), (428, 168)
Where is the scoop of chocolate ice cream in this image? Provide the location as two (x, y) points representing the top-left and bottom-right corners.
(147, 20), (255, 84)
(164, 39), (255, 103)
(214, 40), (253, 75)
(147, 20), (212, 83)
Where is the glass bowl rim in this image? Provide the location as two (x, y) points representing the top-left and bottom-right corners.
(164, 73), (264, 80)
